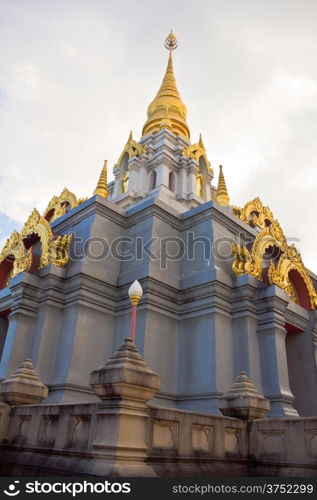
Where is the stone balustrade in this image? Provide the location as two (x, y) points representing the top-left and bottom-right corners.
(0, 401), (316, 476)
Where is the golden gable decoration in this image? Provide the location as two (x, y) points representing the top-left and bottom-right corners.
(0, 231), (33, 287)
(44, 188), (87, 223)
(0, 208), (73, 290)
(114, 131), (147, 170)
(232, 205), (317, 309)
(231, 197), (274, 230)
(181, 134), (213, 174)
(268, 245), (317, 308)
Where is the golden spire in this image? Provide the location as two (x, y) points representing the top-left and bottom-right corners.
(215, 165), (230, 207)
(142, 31), (190, 140)
(94, 160), (109, 198)
(159, 106), (173, 131)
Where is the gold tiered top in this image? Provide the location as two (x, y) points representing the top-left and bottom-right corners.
(215, 165), (230, 207)
(142, 31), (190, 140)
(94, 160), (109, 198)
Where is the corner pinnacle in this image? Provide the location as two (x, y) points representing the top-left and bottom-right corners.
(215, 165), (230, 207)
(93, 160), (109, 198)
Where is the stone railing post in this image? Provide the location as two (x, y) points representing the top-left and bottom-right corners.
(0, 359), (48, 406)
(220, 371), (270, 421)
(90, 338), (161, 476)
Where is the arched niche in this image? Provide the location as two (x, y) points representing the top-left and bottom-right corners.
(198, 156), (208, 175)
(0, 257), (14, 290)
(149, 170), (157, 191)
(45, 201), (72, 223)
(261, 244), (282, 280)
(120, 152), (129, 193)
(0, 310), (9, 361)
(288, 268), (311, 310)
(168, 171), (175, 192)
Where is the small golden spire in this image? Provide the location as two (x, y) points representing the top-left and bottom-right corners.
(142, 31), (190, 139)
(199, 134), (204, 147)
(94, 160), (109, 198)
(215, 165), (230, 207)
(127, 130), (133, 143)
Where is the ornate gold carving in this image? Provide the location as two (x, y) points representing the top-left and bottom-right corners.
(232, 243), (252, 277)
(21, 209), (53, 268)
(232, 221), (286, 280)
(0, 231), (32, 282)
(114, 131), (146, 170)
(49, 234), (73, 267)
(182, 135), (213, 174)
(44, 188), (86, 223)
(268, 246), (317, 309)
(232, 214), (317, 309)
(232, 197), (274, 230)
(0, 208), (73, 289)
(196, 174), (203, 197)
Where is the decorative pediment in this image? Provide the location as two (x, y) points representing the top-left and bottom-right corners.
(181, 135), (213, 174)
(114, 131), (147, 170)
(44, 188), (87, 223)
(0, 231), (32, 286)
(232, 216), (317, 309)
(0, 208), (73, 290)
(232, 197), (274, 230)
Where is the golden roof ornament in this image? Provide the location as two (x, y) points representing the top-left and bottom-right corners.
(232, 197), (275, 230)
(215, 165), (230, 207)
(114, 131), (146, 170)
(44, 188), (86, 223)
(94, 160), (109, 198)
(232, 217), (317, 310)
(142, 31), (190, 139)
(181, 134), (213, 174)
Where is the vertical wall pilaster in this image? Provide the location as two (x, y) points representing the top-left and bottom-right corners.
(232, 276), (262, 391)
(0, 276), (39, 380)
(187, 160), (198, 200)
(47, 301), (115, 403)
(256, 287), (297, 417)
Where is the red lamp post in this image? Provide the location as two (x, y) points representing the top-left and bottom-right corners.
(128, 280), (143, 342)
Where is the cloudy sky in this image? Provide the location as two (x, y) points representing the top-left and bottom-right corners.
(0, 0), (317, 271)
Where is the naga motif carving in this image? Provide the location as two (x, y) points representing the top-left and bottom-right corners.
(0, 208), (73, 289)
(44, 188), (87, 223)
(114, 131), (147, 170)
(232, 200), (317, 309)
(181, 135), (213, 175)
(232, 197), (274, 230)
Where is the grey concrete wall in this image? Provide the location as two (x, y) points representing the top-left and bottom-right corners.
(0, 316), (8, 360)
(0, 195), (315, 417)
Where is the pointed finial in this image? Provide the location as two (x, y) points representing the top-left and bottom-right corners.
(142, 31), (189, 139)
(164, 30), (178, 51)
(93, 160), (109, 198)
(215, 165), (230, 207)
(199, 134), (204, 147)
(127, 130), (133, 143)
